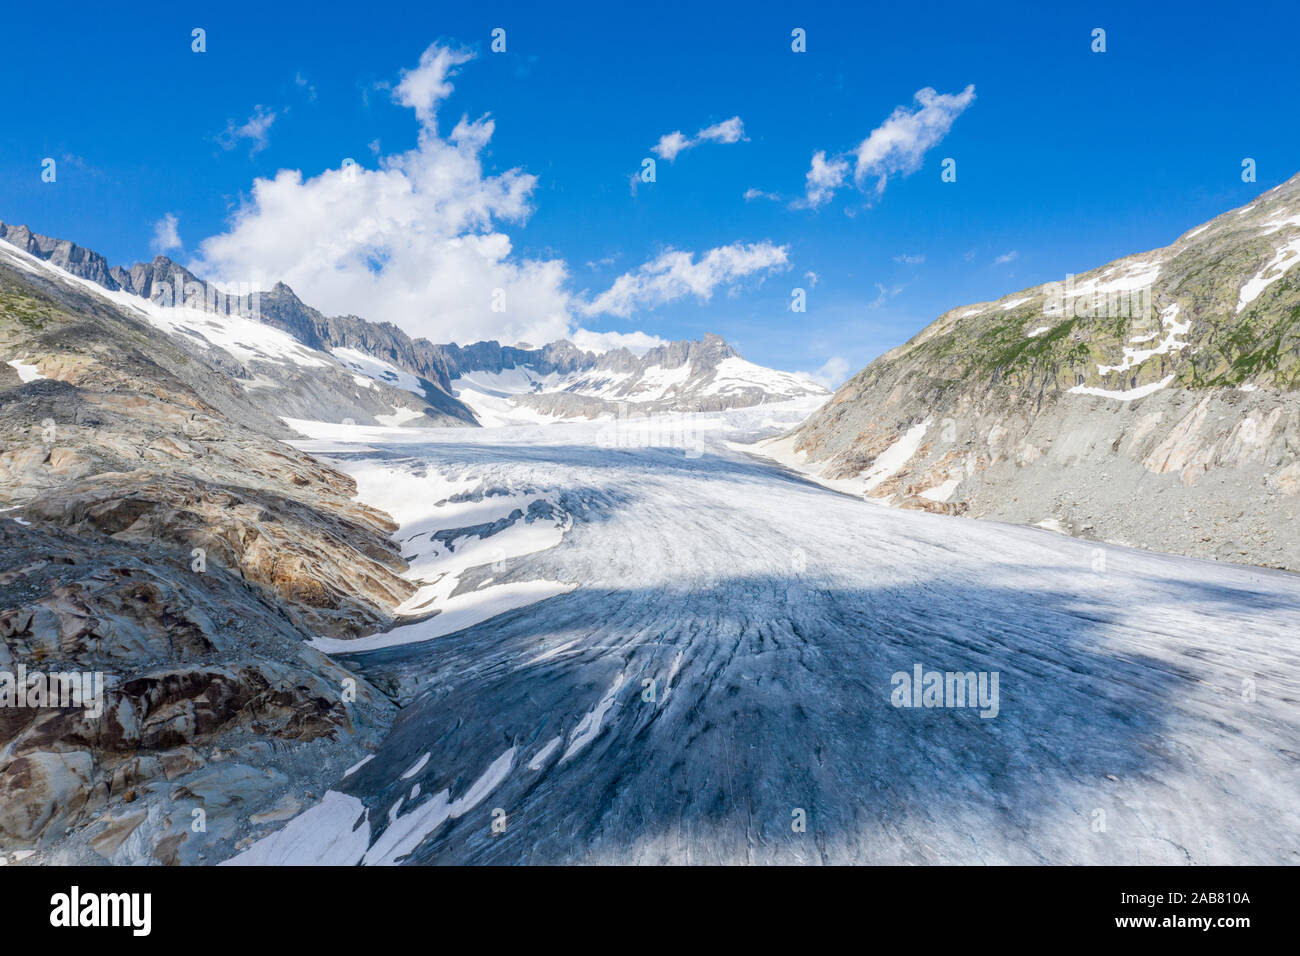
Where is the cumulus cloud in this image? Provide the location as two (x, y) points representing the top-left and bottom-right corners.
(798, 151), (851, 209)
(580, 241), (789, 318)
(652, 116), (746, 162)
(217, 105), (278, 156)
(150, 213), (182, 254)
(800, 356), (850, 389)
(393, 44), (471, 126)
(799, 85), (974, 207)
(697, 116), (745, 145)
(652, 131), (692, 163)
(191, 42), (573, 347)
(569, 328), (668, 356)
(993, 249), (1018, 265)
(743, 187), (781, 202)
(854, 85), (975, 193)
(192, 45), (781, 350)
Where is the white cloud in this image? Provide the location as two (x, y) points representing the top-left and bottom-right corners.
(393, 44), (472, 126)
(192, 45), (778, 351)
(993, 250), (1018, 265)
(804, 270), (819, 287)
(799, 151), (850, 208)
(652, 131), (692, 162)
(652, 116), (746, 162)
(191, 43), (573, 348)
(569, 328), (668, 356)
(696, 116), (745, 145)
(218, 105), (278, 155)
(800, 356), (850, 389)
(854, 85), (975, 194)
(150, 213), (182, 254)
(799, 85), (974, 207)
(581, 241), (789, 318)
(743, 187), (780, 202)
(893, 253), (925, 264)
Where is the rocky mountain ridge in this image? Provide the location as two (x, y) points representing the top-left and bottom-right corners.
(0, 222), (824, 425)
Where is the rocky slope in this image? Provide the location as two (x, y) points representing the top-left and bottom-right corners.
(0, 239), (415, 863)
(782, 174), (1300, 571)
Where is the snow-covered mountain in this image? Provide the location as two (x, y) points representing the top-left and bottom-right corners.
(449, 334), (827, 426)
(776, 173), (1300, 571)
(0, 222), (826, 429)
(0, 225), (473, 429)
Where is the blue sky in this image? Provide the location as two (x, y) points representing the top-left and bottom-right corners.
(3, 0), (1298, 382)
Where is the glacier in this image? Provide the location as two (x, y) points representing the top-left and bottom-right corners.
(228, 400), (1300, 865)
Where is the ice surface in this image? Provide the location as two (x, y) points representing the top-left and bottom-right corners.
(234, 401), (1300, 864)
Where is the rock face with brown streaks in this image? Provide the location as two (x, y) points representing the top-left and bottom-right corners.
(0, 247), (412, 863)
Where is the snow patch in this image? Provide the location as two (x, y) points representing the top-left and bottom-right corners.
(561, 674), (625, 763)
(528, 736), (563, 771)
(1237, 236), (1300, 313)
(373, 407), (426, 427)
(400, 753), (430, 780)
(860, 421), (931, 493)
(1096, 303), (1189, 374)
(1069, 374), (1175, 401)
(343, 755), (375, 778)
(312, 579), (577, 654)
(332, 347), (426, 396)
(747, 422), (931, 499)
(222, 791), (369, 866)
(5, 359), (45, 383)
(918, 478), (960, 502)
